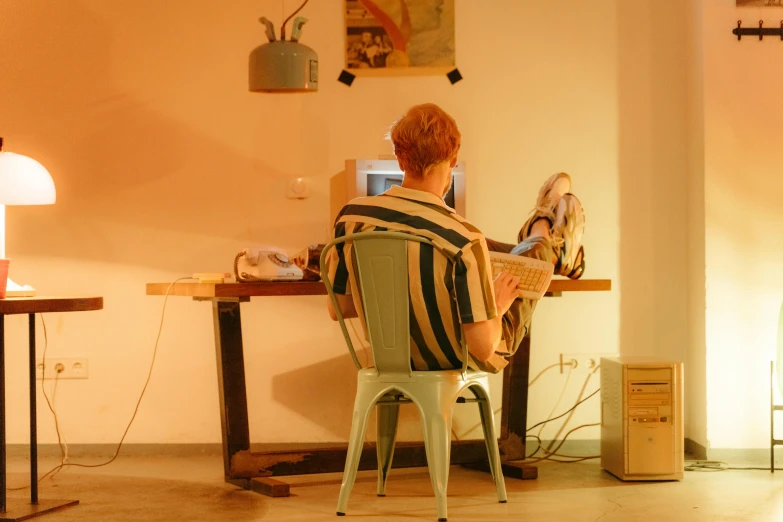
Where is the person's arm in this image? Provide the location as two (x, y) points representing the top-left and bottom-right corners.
(452, 237), (522, 363)
(462, 271), (520, 361)
(324, 222), (359, 322)
(327, 294), (358, 321)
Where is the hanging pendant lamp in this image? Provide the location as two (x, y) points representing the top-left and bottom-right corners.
(249, 0), (318, 93)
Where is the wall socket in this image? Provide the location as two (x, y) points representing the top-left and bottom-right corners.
(36, 358), (89, 380)
(559, 353), (617, 374)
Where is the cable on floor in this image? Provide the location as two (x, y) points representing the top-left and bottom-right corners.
(526, 423), (600, 462)
(41, 314), (68, 473)
(684, 460), (728, 471)
(684, 460), (783, 472)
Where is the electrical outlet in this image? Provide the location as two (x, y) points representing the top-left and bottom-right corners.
(559, 353), (617, 374)
(36, 358), (89, 380)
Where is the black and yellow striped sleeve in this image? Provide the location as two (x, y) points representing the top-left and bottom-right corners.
(326, 221), (351, 295)
(453, 237), (497, 324)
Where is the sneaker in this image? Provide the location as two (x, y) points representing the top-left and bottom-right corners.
(551, 193), (585, 279)
(517, 172), (572, 242)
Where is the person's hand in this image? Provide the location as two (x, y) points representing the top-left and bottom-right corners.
(493, 271), (522, 316)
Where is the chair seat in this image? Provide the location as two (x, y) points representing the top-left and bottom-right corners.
(358, 367), (491, 384)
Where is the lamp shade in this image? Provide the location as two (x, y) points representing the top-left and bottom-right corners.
(0, 150), (56, 205)
(249, 41), (318, 93)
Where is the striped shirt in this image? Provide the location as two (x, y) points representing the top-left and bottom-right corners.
(327, 185), (507, 373)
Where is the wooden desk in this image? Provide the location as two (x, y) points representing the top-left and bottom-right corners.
(0, 297), (103, 521)
(146, 279), (611, 496)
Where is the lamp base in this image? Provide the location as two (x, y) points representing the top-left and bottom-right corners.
(6, 277), (36, 297)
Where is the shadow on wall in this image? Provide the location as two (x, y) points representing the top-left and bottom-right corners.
(271, 351), (359, 440)
(271, 349), (431, 442)
(3, 1), (327, 274)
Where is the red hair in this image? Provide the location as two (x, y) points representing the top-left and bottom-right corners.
(388, 104), (461, 178)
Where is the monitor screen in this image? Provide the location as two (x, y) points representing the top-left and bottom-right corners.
(331, 159), (465, 225)
(367, 173), (457, 209)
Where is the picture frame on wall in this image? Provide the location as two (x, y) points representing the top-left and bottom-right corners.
(737, 0), (783, 6)
(344, 0), (455, 77)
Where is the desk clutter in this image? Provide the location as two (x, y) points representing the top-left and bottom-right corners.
(291, 243), (325, 281)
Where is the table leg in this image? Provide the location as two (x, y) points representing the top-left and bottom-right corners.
(212, 300), (250, 478)
(211, 300), (288, 495)
(460, 325), (538, 480)
(497, 325), (537, 479)
(1, 315), (6, 513)
(0, 314), (79, 521)
(501, 327), (531, 454)
(211, 300), (289, 495)
(28, 315), (37, 505)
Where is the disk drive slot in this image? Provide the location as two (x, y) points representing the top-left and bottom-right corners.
(630, 393), (669, 401)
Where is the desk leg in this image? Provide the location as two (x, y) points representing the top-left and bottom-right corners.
(211, 301), (287, 496)
(498, 325), (537, 480)
(501, 327), (530, 454)
(212, 301), (251, 480)
(463, 325), (538, 479)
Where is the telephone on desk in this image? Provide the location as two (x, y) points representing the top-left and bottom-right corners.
(233, 246), (304, 282)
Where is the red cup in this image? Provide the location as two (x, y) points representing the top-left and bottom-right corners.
(0, 259), (9, 299)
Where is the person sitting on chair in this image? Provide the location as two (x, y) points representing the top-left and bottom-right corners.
(325, 103), (585, 373)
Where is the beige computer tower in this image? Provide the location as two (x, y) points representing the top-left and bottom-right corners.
(600, 357), (684, 481)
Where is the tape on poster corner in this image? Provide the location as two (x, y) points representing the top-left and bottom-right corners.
(338, 70), (356, 86)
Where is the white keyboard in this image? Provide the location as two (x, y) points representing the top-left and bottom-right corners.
(489, 251), (554, 300)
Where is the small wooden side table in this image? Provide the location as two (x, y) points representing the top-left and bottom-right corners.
(0, 297), (103, 521)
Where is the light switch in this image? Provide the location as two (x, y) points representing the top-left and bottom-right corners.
(286, 177), (311, 199)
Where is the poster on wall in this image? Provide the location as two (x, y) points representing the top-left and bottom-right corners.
(737, 0), (783, 6)
(344, 0), (455, 76)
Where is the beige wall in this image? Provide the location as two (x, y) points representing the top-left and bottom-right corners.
(686, 0), (708, 449)
(701, 0), (783, 450)
(0, 0), (696, 447)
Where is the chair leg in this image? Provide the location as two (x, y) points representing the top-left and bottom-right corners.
(418, 394), (454, 522)
(475, 391), (507, 503)
(336, 393), (375, 516)
(376, 399), (400, 496)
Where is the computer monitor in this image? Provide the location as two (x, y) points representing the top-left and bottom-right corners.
(330, 158), (466, 224)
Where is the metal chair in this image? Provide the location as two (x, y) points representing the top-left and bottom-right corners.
(320, 231), (507, 521)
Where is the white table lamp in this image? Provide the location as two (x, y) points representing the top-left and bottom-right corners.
(0, 137), (56, 296)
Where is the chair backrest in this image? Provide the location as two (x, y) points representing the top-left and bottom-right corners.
(320, 231), (466, 375)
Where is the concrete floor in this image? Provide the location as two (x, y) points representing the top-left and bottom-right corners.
(5, 454), (783, 521)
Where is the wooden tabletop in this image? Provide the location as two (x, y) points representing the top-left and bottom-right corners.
(146, 279), (611, 298)
(0, 296), (104, 315)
